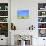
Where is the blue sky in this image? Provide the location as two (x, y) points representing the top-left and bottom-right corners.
(17, 10), (29, 16)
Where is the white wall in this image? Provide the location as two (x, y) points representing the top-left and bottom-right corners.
(11, 0), (38, 35)
(11, 0), (46, 46)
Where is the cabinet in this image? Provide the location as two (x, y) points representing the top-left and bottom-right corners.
(0, 35), (8, 45)
(38, 37), (46, 46)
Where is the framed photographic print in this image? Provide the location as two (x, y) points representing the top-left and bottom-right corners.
(17, 10), (29, 19)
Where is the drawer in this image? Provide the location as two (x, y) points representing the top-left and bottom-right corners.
(0, 37), (8, 45)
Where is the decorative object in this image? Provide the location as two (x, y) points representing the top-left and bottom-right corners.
(0, 11), (8, 16)
(0, 6), (1, 10)
(5, 6), (8, 10)
(38, 23), (46, 28)
(39, 29), (46, 37)
(42, 12), (45, 15)
(0, 3), (8, 10)
(40, 8), (44, 10)
(0, 17), (8, 22)
(11, 23), (16, 30)
(38, 17), (46, 22)
(0, 23), (8, 37)
(29, 25), (35, 30)
(38, 3), (46, 10)
(38, 11), (46, 16)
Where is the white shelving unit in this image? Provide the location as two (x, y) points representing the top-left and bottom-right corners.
(38, 3), (46, 37)
(0, 3), (8, 22)
(0, 3), (8, 45)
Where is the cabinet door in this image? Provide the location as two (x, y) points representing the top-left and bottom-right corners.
(38, 38), (44, 46)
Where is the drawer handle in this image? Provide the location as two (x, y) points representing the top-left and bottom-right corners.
(43, 39), (45, 40)
(1, 39), (3, 40)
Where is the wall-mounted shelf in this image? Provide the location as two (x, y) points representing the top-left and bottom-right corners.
(38, 28), (46, 29)
(0, 22), (8, 23)
(0, 10), (8, 11)
(38, 22), (46, 23)
(38, 15), (46, 17)
(0, 16), (8, 17)
(38, 10), (46, 11)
